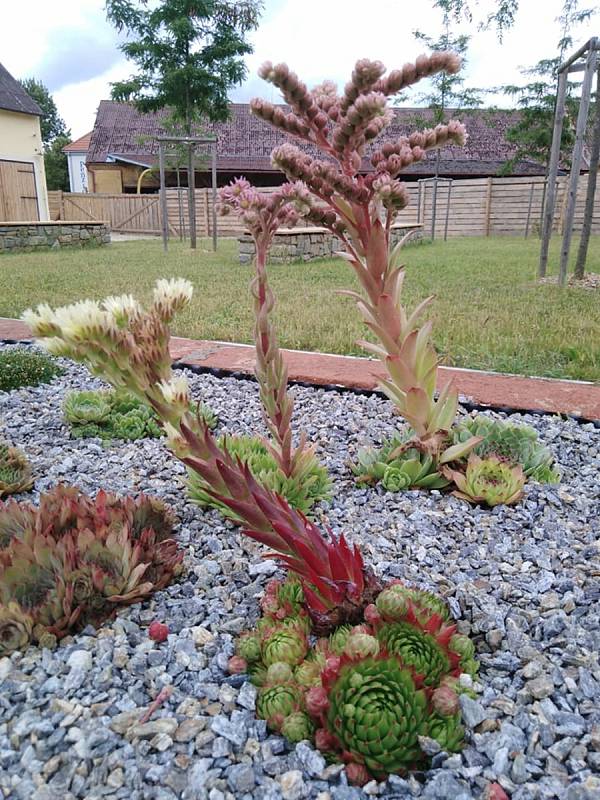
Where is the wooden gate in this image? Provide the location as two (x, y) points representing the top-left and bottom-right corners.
(0, 160), (39, 221)
(61, 193), (161, 234)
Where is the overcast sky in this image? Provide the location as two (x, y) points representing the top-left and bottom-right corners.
(1, 0), (597, 138)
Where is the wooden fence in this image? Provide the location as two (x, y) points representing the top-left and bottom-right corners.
(48, 174), (600, 239)
(48, 191), (161, 234)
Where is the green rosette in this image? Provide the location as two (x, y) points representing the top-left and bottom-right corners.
(376, 622), (450, 686)
(326, 656), (429, 775)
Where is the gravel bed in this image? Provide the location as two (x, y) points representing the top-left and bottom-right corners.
(0, 343), (598, 800)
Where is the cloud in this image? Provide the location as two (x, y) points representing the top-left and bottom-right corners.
(34, 28), (123, 92)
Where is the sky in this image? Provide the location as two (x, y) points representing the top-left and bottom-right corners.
(1, 0), (598, 138)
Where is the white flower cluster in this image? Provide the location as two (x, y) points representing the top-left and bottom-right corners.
(153, 279), (194, 309)
(158, 374), (191, 408)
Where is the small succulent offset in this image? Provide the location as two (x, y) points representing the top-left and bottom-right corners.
(452, 414), (560, 484)
(352, 431), (451, 491)
(0, 347), (64, 392)
(0, 485), (182, 655)
(230, 578), (477, 785)
(442, 454), (525, 506)
(251, 56), (481, 468)
(0, 442), (34, 497)
(188, 433), (330, 517)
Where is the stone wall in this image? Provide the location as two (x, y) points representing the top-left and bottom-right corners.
(0, 222), (111, 254)
(238, 224), (423, 264)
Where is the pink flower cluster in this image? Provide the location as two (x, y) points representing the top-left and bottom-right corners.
(217, 177), (311, 241)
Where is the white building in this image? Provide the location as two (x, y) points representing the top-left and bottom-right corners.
(63, 132), (91, 193)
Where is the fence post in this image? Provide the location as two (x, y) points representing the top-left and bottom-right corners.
(485, 177), (493, 236)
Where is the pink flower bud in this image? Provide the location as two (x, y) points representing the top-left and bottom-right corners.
(227, 655), (248, 675)
(315, 727), (337, 751)
(346, 762), (371, 786)
(306, 686), (330, 716)
(432, 685), (460, 716)
(363, 604), (381, 625)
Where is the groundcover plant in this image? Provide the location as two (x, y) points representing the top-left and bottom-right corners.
(0, 486), (182, 655)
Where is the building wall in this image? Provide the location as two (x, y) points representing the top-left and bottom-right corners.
(67, 151), (89, 193)
(0, 109), (49, 220)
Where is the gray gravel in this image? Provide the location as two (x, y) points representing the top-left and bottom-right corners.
(0, 343), (598, 800)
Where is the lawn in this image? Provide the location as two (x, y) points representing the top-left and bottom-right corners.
(1, 235), (599, 382)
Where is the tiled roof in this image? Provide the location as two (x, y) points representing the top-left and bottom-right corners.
(0, 63), (42, 116)
(87, 100), (546, 177)
(63, 132), (93, 153)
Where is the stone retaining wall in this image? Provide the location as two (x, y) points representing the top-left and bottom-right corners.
(0, 222), (111, 254)
(239, 224), (423, 264)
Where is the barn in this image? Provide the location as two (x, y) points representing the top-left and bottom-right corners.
(82, 101), (549, 194)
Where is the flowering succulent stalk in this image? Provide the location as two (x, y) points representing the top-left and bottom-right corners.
(24, 284), (375, 633)
(217, 178), (318, 484)
(251, 55), (481, 464)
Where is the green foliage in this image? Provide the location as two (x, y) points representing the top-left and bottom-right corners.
(352, 432), (450, 491)
(106, 0), (262, 129)
(44, 134), (71, 192)
(452, 415), (560, 482)
(412, 0), (483, 125)
(63, 388), (215, 443)
(0, 348), (64, 392)
(0, 486), (182, 655)
(18, 77), (69, 144)
(188, 434), (331, 517)
(232, 578), (477, 785)
(500, 1), (595, 171)
(0, 443), (34, 498)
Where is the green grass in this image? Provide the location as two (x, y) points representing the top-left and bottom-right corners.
(1, 235), (599, 382)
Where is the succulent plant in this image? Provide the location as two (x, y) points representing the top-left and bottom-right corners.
(0, 443), (34, 497)
(281, 711), (315, 743)
(0, 486), (182, 654)
(376, 622), (451, 686)
(111, 409), (148, 441)
(261, 622), (308, 667)
(64, 390), (113, 425)
(236, 578), (477, 783)
(0, 601), (34, 656)
(452, 415), (560, 483)
(237, 631), (262, 664)
(319, 655), (433, 777)
(442, 454), (526, 507)
(257, 682), (303, 729)
(187, 434), (330, 518)
(63, 386), (214, 443)
(352, 435), (451, 492)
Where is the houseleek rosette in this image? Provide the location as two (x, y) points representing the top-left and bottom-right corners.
(0, 443), (34, 498)
(376, 622), (450, 686)
(443, 454), (525, 507)
(325, 655), (430, 775)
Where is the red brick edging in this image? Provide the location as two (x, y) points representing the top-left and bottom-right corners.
(2, 318), (599, 422)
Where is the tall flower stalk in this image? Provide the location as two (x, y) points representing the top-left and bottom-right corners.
(23, 282), (373, 633)
(217, 179), (316, 481)
(250, 55), (480, 463)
